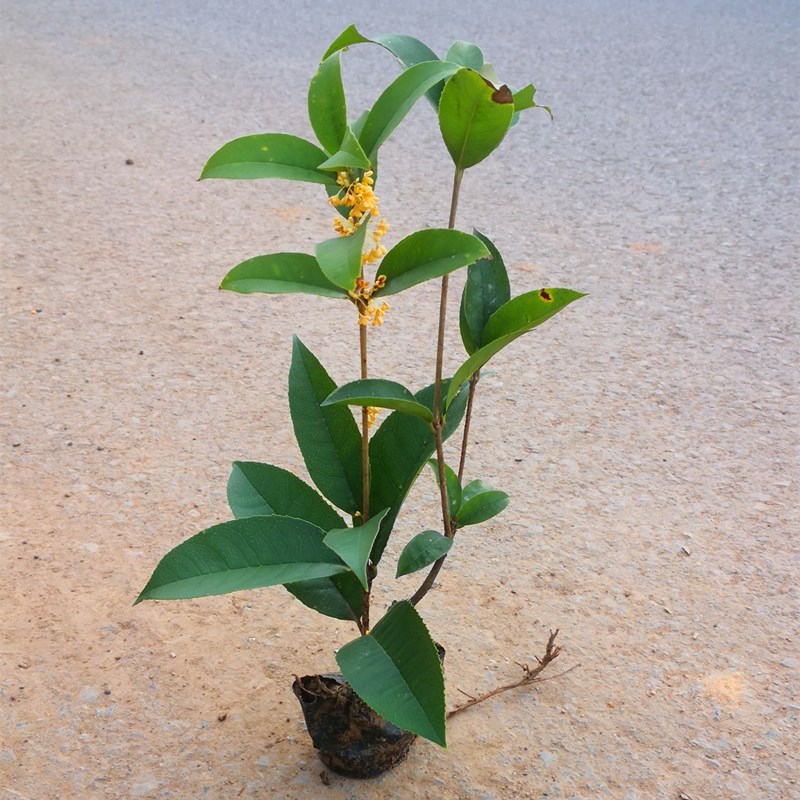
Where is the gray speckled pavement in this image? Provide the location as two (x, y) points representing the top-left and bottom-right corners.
(2, 1), (798, 798)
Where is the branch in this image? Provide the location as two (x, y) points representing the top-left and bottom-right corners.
(447, 630), (575, 719)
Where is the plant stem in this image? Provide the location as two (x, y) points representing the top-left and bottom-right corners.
(359, 302), (371, 633)
(410, 168), (463, 607)
(457, 371), (480, 482)
(359, 322), (370, 523)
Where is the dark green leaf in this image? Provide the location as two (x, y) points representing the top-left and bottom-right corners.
(200, 134), (335, 185)
(289, 337), (363, 514)
(220, 253), (346, 298)
(359, 61), (460, 160)
(308, 52), (348, 154)
(336, 601), (446, 746)
(227, 461), (345, 529)
(459, 230), (511, 354)
(315, 218), (370, 291)
(225, 462), (360, 621)
(439, 68), (515, 170)
(396, 530), (453, 577)
(428, 459), (462, 518)
(284, 572), (363, 622)
(374, 229), (489, 296)
(460, 478), (492, 505)
(323, 379), (434, 423)
(445, 40), (484, 70)
(135, 516), (348, 603)
(446, 288), (586, 407)
(316, 126), (371, 172)
(324, 509), (389, 590)
(369, 380), (468, 564)
(456, 487), (510, 527)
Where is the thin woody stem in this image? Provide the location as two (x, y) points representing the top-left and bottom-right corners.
(410, 168), (464, 607)
(447, 630), (569, 719)
(457, 371), (480, 482)
(359, 293), (371, 633)
(359, 321), (370, 523)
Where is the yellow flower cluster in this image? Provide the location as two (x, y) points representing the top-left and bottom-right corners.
(350, 275), (390, 326)
(366, 406), (380, 428)
(329, 170), (392, 326)
(330, 170), (380, 231)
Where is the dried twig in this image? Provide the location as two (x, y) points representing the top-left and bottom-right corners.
(448, 630), (575, 719)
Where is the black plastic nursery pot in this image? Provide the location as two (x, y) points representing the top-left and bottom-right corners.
(292, 645), (445, 779)
(293, 673), (417, 778)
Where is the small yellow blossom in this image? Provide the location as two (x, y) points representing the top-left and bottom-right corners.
(366, 406), (380, 428)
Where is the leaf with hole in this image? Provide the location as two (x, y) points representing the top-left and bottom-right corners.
(439, 68), (515, 170)
(446, 288), (586, 407)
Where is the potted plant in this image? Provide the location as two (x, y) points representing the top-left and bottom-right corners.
(135, 24), (584, 778)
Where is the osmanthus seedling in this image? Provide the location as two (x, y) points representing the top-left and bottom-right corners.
(136, 24), (583, 755)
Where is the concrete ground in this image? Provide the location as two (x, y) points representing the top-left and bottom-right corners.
(2, 1), (798, 798)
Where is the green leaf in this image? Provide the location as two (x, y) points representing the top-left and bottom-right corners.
(359, 60), (460, 160)
(322, 24), (371, 60)
(396, 531), (452, 578)
(374, 229), (489, 296)
(227, 462), (345, 528)
(324, 508), (389, 590)
(460, 478), (492, 505)
(134, 516), (349, 603)
(225, 462), (361, 621)
(323, 379), (434, 423)
(512, 83), (536, 111)
(396, 530), (453, 577)
(445, 40), (484, 70)
(428, 459), (462, 518)
(456, 484), (510, 527)
(438, 68), (515, 170)
(219, 252), (346, 298)
(284, 572), (363, 622)
(323, 26), (444, 109)
(369, 380), (468, 564)
(316, 126), (371, 172)
(289, 337), (363, 515)
(336, 601), (446, 746)
(315, 218), (370, 291)
(459, 230), (511, 355)
(308, 52), (348, 154)
(200, 134), (335, 185)
(446, 288), (586, 407)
